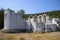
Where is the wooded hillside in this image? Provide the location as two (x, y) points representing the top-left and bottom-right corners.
(24, 10), (60, 19)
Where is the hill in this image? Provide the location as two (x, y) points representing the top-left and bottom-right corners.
(42, 10), (60, 18)
(23, 10), (60, 20)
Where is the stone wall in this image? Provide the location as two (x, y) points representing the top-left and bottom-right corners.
(3, 9), (60, 33)
(3, 9), (26, 32)
(27, 14), (59, 32)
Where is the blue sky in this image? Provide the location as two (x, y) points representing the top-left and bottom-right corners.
(0, 0), (60, 14)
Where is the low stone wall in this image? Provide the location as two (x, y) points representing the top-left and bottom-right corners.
(45, 24), (57, 32)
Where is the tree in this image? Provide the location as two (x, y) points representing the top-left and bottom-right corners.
(0, 8), (4, 29)
(18, 9), (25, 15)
(18, 9), (25, 18)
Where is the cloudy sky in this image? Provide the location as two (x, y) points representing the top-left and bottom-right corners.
(0, 0), (60, 14)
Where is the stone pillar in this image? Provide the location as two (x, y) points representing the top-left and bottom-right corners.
(30, 16), (37, 32)
(25, 16), (33, 32)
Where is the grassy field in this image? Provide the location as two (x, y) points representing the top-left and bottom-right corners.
(0, 32), (60, 40)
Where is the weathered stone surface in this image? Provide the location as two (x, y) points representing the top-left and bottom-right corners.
(45, 24), (57, 32)
(36, 22), (45, 32)
(4, 9), (26, 32)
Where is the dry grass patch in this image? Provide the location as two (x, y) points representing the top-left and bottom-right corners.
(0, 32), (60, 40)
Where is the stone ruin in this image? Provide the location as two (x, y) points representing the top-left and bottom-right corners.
(1, 9), (60, 33)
